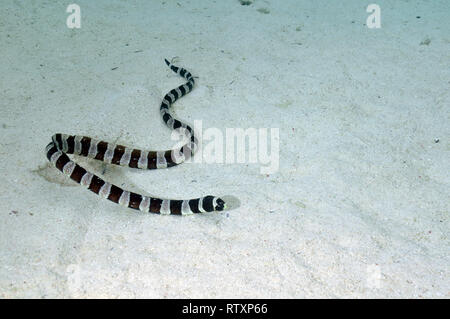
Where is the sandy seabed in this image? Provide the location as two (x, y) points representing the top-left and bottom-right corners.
(0, 0), (448, 298)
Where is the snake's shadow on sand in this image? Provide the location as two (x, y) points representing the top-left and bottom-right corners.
(221, 195), (241, 212)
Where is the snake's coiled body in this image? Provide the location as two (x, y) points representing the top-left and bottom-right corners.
(46, 59), (225, 215)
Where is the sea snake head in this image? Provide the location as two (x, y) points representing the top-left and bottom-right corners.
(202, 195), (226, 212)
(214, 197), (226, 211)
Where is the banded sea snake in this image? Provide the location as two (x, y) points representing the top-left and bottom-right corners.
(46, 59), (225, 215)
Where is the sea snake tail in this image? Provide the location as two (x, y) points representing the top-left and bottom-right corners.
(45, 59), (225, 215)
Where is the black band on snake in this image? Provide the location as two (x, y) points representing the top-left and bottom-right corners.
(46, 59), (225, 215)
